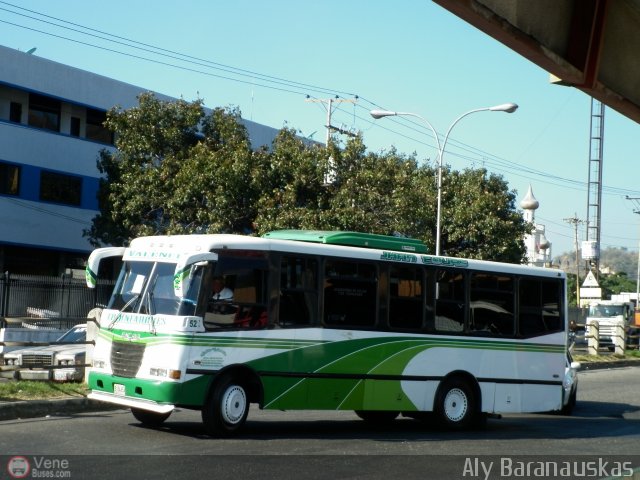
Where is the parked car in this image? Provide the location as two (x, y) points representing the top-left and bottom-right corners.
(0, 324), (86, 382)
(560, 350), (580, 415)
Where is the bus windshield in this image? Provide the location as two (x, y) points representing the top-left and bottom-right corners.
(108, 261), (204, 316)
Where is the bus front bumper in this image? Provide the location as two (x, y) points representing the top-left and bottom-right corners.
(88, 391), (175, 414)
(88, 371), (181, 414)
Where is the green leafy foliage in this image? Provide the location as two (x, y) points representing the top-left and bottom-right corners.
(440, 168), (530, 262)
(599, 272), (637, 299)
(85, 95), (530, 263)
(85, 92), (206, 246)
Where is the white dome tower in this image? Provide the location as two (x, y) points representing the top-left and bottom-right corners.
(520, 185), (551, 267)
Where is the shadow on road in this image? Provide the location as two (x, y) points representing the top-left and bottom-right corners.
(120, 399), (640, 442)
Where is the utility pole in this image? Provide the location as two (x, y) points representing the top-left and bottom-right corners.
(625, 196), (640, 308)
(305, 96), (358, 146)
(564, 213), (585, 306)
(306, 96), (358, 186)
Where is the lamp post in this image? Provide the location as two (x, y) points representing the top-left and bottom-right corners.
(625, 196), (640, 309)
(370, 103), (518, 256)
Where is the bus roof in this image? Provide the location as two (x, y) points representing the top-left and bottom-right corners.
(262, 230), (428, 254)
(120, 232), (564, 279)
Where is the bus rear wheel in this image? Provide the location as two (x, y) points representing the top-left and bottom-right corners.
(131, 408), (172, 427)
(435, 378), (477, 430)
(202, 377), (249, 437)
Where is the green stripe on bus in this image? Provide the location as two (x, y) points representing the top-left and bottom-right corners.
(98, 327), (563, 353)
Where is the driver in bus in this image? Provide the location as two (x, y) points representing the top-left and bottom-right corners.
(208, 276), (236, 317)
(211, 276), (233, 302)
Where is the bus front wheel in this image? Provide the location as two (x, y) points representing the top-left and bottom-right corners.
(131, 408), (172, 427)
(202, 377), (249, 437)
(435, 378), (477, 430)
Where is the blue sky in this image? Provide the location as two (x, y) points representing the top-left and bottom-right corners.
(2, 0), (640, 257)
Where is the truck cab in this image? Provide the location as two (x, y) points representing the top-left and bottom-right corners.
(586, 300), (637, 350)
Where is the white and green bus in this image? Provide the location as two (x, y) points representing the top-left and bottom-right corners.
(85, 230), (568, 435)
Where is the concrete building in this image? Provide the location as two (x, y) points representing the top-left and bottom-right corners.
(0, 45), (280, 275)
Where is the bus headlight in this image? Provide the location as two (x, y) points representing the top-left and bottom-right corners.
(93, 359), (106, 369)
(150, 367), (168, 377)
(149, 367), (181, 379)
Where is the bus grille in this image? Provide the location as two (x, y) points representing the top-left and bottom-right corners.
(22, 354), (53, 367)
(110, 340), (145, 378)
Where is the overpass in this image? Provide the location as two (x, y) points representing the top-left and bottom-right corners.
(434, 0), (640, 124)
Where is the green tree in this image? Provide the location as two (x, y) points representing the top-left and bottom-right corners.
(438, 168), (530, 262)
(253, 127), (330, 231)
(86, 96), (531, 265)
(599, 272), (637, 299)
(168, 107), (263, 234)
(85, 92), (205, 246)
(322, 136), (432, 238)
(85, 94), (261, 245)
(566, 273), (580, 307)
(253, 133), (436, 247)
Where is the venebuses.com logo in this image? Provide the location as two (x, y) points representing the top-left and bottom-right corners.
(7, 456), (30, 479)
(6, 456), (71, 478)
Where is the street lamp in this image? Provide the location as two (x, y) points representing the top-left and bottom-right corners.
(370, 103), (518, 256)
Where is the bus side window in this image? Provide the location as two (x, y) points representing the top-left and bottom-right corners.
(279, 256), (318, 326)
(434, 270), (465, 332)
(468, 272), (514, 336)
(232, 269), (268, 328)
(519, 278), (563, 336)
(388, 266), (423, 330)
(541, 280), (562, 331)
(204, 253), (269, 330)
(323, 261), (377, 328)
(234, 305), (268, 328)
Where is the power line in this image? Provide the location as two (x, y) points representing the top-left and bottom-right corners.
(305, 96), (358, 146)
(0, 1), (355, 96)
(0, 1), (354, 96)
(3, 3), (638, 199)
(0, 18), (338, 98)
(6, 198), (92, 225)
(3, 1), (640, 246)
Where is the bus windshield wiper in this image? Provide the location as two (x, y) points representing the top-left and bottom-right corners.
(108, 293), (140, 330)
(147, 291), (157, 335)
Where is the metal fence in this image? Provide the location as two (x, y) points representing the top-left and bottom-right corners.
(0, 272), (115, 319)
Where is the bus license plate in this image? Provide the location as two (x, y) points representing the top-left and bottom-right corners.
(113, 383), (125, 396)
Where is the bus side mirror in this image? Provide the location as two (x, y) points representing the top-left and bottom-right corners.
(86, 247), (126, 288)
(174, 252), (217, 297)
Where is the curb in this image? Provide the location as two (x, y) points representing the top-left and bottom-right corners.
(0, 397), (119, 422)
(579, 360), (640, 371)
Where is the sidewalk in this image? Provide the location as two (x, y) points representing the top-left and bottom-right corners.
(1, 360), (638, 422)
(0, 377), (118, 421)
(0, 396), (115, 421)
